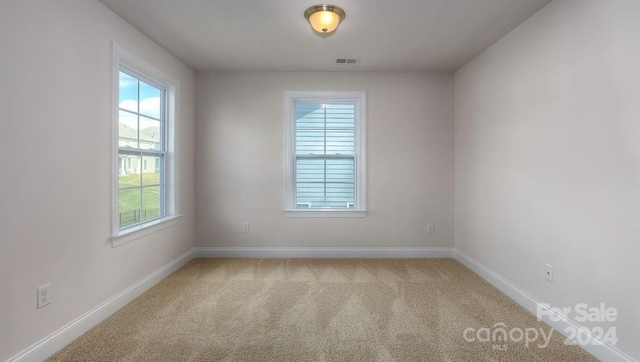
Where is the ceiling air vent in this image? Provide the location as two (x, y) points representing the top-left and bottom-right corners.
(336, 58), (360, 65)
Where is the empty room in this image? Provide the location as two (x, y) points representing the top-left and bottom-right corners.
(1, 0), (638, 361)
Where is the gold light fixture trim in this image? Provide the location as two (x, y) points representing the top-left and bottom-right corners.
(304, 4), (346, 35)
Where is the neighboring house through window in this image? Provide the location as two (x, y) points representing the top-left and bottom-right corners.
(284, 91), (366, 217)
(111, 44), (180, 245)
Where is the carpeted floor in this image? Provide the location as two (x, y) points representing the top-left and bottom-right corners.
(49, 258), (597, 361)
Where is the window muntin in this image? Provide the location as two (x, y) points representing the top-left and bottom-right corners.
(284, 91), (366, 217)
(117, 68), (166, 229)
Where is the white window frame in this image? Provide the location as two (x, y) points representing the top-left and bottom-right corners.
(284, 90), (367, 218)
(110, 43), (181, 246)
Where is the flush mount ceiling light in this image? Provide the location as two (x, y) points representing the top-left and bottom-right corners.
(304, 4), (345, 36)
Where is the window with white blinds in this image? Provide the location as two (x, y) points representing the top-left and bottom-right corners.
(284, 91), (366, 217)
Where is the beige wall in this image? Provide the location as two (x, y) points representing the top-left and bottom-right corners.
(195, 72), (454, 248)
(454, 0), (640, 359)
(0, 1), (196, 360)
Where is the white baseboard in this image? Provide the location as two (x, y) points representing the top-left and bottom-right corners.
(8, 248), (196, 362)
(454, 250), (635, 362)
(196, 246), (455, 259)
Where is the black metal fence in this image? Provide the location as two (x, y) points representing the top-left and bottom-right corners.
(119, 208), (160, 227)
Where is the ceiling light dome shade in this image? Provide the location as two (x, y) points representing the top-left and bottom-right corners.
(304, 5), (345, 35)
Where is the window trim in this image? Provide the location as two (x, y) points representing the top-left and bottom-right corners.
(110, 43), (181, 246)
(284, 90), (367, 218)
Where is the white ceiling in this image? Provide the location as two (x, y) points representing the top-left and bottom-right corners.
(98, 0), (552, 72)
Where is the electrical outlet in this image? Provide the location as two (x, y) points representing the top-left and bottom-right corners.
(37, 284), (51, 309)
(545, 264), (553, 282)
(427, 223), (434, 234)
(242, 222), (250, 233)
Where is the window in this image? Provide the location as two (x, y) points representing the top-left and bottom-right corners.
(284, 91), (366, 217)
(111, 44), (180, 245)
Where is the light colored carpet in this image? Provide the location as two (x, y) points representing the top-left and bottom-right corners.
(49, 258), (597, 361)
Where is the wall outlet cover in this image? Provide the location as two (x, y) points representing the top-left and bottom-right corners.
(37, 284), (51, 309)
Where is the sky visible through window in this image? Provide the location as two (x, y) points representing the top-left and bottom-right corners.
(119, 71), (161, 128)
(118, 71), (164, 228)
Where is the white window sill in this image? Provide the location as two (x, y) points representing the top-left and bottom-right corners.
(284, 210), (367, 218)
(111, 214), (183, 247)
